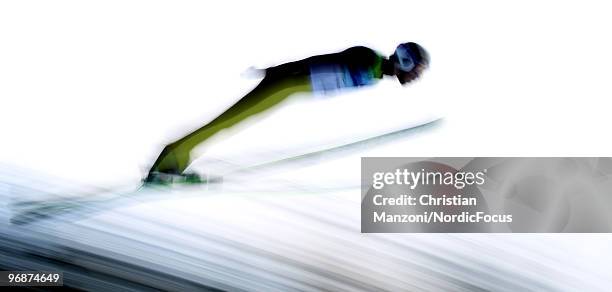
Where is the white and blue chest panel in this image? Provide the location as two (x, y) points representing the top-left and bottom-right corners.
(309, 64), (376, 95)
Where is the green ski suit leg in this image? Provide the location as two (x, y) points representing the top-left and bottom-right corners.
(150, 75), (312, 174)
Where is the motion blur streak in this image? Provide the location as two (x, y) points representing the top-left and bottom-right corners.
(1, 166), (611, 291)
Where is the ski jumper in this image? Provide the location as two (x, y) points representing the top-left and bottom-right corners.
(149, 46), (384, 175)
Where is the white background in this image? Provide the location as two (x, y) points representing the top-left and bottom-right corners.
(1, 0), (612, 186)
(2, 2), (612, 290)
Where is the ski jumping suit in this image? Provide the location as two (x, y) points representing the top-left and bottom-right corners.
(149, 46), (384, 175)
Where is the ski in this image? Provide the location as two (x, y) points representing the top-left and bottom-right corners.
(9, 118), (441, 225)
(224, 118), (442, 176)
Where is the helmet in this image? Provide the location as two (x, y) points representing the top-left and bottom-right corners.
(393, 42), (429, 72)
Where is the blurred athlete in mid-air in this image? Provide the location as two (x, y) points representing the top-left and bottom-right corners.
(146, 42), (429, 183)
